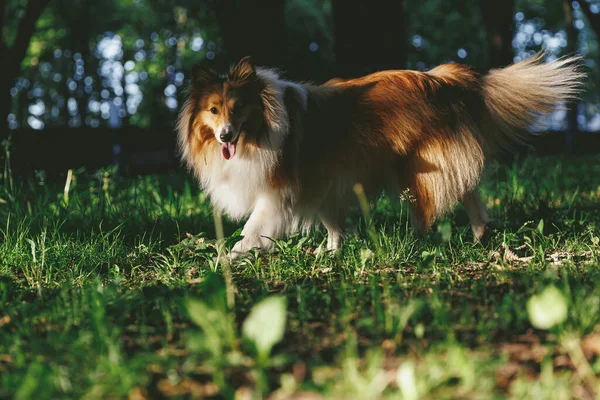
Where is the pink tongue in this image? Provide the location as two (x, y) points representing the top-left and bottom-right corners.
(221, 142), (236, 160)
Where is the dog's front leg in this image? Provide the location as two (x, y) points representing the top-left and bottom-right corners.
(230, 194), (289, 259)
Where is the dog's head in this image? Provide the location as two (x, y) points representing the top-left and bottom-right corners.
(183, 57), (266, 161)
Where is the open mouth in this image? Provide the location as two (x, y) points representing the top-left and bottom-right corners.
(221, 137), (239, 160)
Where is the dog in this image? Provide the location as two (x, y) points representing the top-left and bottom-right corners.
(177, 53), (583, 258)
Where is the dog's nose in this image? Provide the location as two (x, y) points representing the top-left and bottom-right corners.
(220, 131), (233, 142)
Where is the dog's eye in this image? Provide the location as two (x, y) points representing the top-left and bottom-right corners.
(209, 107), (218, 115)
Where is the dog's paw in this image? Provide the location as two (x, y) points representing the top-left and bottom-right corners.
(212, 248), (247, 265)
(231, 235), (274, 257)
(312, 247), (326, 257)
(470, 218), (496, 244)
(231, 239), (251, 258)
(229, 249), (249, 260)
(209, 238), (251, 265)
(312, 246), (340, 257)
(212, 253), (228, 265)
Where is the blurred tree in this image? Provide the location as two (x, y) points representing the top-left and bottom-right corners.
(480, 0), (515, 67)
(285, 0), (334, 82)
(573, 0), (600, 132)
(141, 0), (218, 126)
(51, 0), (122, 125)
(213, 0), (287, 68)
(563, 0), (579, 151)
(579, 0), (600, 37)
(405, 0), (488, 71)
(11, 0), (220, 130)
(2, 0), (598, 146)
(331, 0), (407, 77)
(0, 0), (50, 138)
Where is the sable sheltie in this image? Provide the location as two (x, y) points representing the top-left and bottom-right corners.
(177, 54), (583, 258)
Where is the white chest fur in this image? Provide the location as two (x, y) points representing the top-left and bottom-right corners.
(189, 72), (308, 223)
(200, 155), (271, 221)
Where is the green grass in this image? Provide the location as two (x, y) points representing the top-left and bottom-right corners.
(2, 155), (600, 399)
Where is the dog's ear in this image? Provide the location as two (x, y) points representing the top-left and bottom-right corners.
(228, 56), (257, 84)
(192, 64), (217, 87)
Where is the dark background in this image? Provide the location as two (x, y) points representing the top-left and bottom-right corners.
(1, 0), (600, 176)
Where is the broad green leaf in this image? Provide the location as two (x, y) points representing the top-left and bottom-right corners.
(527, 285), (568, 330)
(242, 296), (287, 358)
(187, 298), (213, 330)
(437, 221), (452, 243)
(186, 298), (233, 358)
(360, 248), (374, 269)
(414, 323), (425, 339)
(537, 219), (544, 235)
(397, 361), (418, 400)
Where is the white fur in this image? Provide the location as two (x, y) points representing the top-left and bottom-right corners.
(201, 154), (274, 220)
(231, 192), (295, 256)
(178, 69), (309, 258)
(197, 148), (296, 258)
(180, 56), (579, 258)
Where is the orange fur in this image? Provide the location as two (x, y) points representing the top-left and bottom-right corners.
(178, 54), (585, 256)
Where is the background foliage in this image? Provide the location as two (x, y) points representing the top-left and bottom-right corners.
(3, 2), (600, 398)
(2, 0), (600, 136)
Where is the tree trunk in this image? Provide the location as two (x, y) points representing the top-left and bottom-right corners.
(0, 0), (50, 139)
(331, 0), (407, 78)
(75, 0), (92, 127)
(215, 0), (287, 68)
(579, 0), (600, 37)
(480, 0), (515, 68)
(563, 0), (579, 153)
(0, 77), (12, 139)
(0, 57), (26, 140)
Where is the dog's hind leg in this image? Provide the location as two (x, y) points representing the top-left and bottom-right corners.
(461, 188), (489, 241)
(407, 173), (437, 236)
(409, 196), (436, 237)
(403, 133), (485, 238)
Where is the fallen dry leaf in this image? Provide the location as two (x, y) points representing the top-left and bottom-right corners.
(0, 315), (10, 328)
(582, 333), (600, 359)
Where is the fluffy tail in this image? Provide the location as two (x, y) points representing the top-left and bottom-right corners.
(481, 53), (586, 152)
